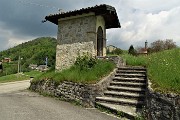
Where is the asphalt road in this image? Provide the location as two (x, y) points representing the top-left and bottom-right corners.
(0, 80), (120, 120)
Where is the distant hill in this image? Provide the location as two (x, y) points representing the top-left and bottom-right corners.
(0, 37), (57, 75)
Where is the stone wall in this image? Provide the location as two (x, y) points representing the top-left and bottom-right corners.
(56, 41), (95, 71)
(146, 83), (180, 120)
(58, 14), (96, 45)
(56, 14), (97, 71)
(30, 68), (117, 107)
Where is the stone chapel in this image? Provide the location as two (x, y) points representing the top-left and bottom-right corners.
(45, 4), (120, 71)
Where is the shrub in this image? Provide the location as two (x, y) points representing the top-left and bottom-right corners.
(75, 53), (97, 70)
(111, 48), (123, 55)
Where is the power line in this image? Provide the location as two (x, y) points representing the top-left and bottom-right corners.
(18, 0), (63, 23)
(18, 0), (61, 11)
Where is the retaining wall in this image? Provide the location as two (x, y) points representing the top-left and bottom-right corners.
(146, 82), (180, 120)
(30, 68), (116, 107)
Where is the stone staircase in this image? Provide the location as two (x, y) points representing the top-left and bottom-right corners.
(95, 66), (147, 119)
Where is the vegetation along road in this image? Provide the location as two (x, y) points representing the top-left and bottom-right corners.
(0, 80), (120, 120)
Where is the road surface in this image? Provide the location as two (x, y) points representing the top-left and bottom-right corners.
(0, 80), (120, 120)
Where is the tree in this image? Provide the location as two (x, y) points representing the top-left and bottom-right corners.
(150, 39), (177, 53)
(164, 39), (177, 50)
(128, 45), (136, 56)
(150, 40), (164, 52)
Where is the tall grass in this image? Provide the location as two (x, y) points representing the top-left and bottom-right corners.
(122, 48), (180, 94)
(34, 60), (115, 84)
(122, 54), (147, 66)
(148, 49), (180, 94)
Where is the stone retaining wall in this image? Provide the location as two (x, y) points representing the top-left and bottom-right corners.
(30, 68), (116, 107)
(146, 82), (180, 120)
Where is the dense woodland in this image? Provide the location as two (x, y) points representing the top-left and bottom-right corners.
(0, 37), (57, 76)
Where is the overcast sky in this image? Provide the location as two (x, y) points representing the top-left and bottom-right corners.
(0, 0), (180, 51)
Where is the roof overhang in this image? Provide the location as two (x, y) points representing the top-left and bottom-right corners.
(45, 4), (121, 29)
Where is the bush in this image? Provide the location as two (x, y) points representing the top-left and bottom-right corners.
(75, 53), (97, 70)
(111, 48), (123, 55)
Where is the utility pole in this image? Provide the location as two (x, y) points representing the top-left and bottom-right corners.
(45, 57), (48, 66)
(18, 55), (20, 74)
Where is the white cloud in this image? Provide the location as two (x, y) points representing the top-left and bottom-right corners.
(107, 1), (180, 49)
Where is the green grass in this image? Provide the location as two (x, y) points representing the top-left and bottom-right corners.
(24, 70), (43, 78)
(33, 60), (115, 84)
(121, 48), (180, 94)
(0, 70), (43, 83)
(121, 54), (147, 66)
(0, 74), (29, 83)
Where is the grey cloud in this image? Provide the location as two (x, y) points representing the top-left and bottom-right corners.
(0, 0), (57, 37)
(0, 0), (179, 52)
(0, 37), (9, 51)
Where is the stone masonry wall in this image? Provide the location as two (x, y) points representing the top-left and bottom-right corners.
(56, 41), (95, 71)
(146, 83), (180, 120)
(56, 14), (97, 71)
(30, 68), (117, 107)
(57, 14), (96, 45)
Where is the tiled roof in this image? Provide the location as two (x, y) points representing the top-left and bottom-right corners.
(45, 4), (121, 29)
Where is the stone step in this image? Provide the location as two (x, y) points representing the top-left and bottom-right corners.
(107, 86), (146, 93)
(116, 70), (146, 74)
(95, 102), (138, 119)
(104, 91), (145, 100)
(113, 77), (146, 83)
(118, 67), (146, 71)
(115, 73), (146, 78)
(110, 81), (146, 88)
(96, 96), (144, 107)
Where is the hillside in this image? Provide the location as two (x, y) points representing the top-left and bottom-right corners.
(122, 48), (180, 94)
(0, 37), (57, 76)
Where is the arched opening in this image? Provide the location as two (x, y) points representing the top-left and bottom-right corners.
(97, 26), (103, 56)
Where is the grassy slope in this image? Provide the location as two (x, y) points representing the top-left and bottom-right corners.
(122, 48), (180, 94)
(0, 74), (29, 83)
(33, 60), (115, 84)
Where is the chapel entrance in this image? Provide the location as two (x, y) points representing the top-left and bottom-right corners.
(97, 26), (103, 56)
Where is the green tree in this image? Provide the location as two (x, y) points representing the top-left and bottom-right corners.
(128, 45), (136, 56)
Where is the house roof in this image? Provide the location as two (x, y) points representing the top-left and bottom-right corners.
(45, 4), (121, 29)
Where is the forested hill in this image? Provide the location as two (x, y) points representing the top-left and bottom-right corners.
(0, 37), (57, 69)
